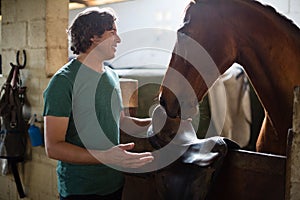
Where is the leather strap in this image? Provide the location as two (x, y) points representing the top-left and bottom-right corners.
(10, 160), (26, 198)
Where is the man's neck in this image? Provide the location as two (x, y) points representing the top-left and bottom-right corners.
(77, 51), (105, 73)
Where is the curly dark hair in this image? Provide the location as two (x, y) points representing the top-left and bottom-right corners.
(68, 7), (116, 55)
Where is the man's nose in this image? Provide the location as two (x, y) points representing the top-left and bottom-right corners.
(115, 34), (121, 43)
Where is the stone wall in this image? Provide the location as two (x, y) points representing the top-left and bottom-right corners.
(0, 0), (68, 199)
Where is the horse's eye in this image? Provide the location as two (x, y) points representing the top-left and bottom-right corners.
(160, 97), (166, 107)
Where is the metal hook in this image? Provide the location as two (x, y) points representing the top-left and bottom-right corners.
(16, 50), (26, 69)
(10, 50), (26, 69)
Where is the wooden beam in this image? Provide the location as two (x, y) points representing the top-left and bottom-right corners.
(209, 149), (286, 200)
(286, 86), (300, 200)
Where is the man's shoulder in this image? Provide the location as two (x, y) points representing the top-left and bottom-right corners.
(104, 66), (119, 80)
(52, 59), (81, 83)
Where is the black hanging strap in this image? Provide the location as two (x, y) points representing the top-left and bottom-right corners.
(10, 159), (25, 198)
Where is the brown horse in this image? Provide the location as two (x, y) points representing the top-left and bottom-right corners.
(159, 0), (300, 155)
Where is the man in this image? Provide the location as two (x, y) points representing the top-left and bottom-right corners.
(43, 7), (153, 200)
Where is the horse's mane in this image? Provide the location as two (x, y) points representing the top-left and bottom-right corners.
(193, 0), (300, 35)
(245, 0), (300, 34)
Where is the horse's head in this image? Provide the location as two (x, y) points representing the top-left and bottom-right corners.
(160, 1), (237, 119)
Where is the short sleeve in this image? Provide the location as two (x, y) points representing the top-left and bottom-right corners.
(106, 67), (123, 110)
(43, 74), (72, 117)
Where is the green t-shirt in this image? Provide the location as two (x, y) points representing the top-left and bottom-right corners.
(43, 59), (124, 197)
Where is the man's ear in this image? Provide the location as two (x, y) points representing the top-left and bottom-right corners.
(90, 35), (101, 44)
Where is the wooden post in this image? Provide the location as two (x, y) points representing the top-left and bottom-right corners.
(286, 86), (300, 200)
(119, 78), (138, 116)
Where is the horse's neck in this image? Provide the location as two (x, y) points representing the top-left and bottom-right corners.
(232, 1), (300, 134)
(238, 1), (300, 68)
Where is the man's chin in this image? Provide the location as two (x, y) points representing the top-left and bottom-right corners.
(106, 54), (115, 61)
